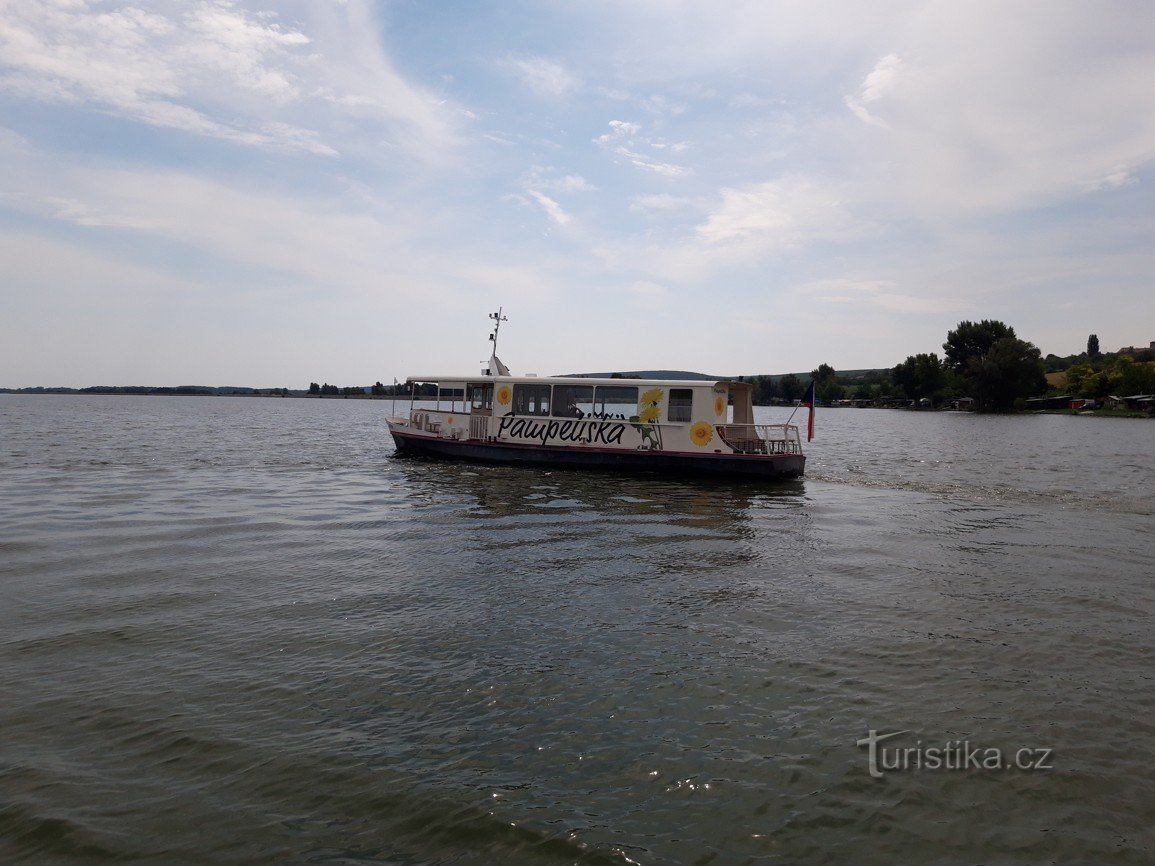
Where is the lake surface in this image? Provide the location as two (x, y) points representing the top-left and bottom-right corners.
(2, 395), (1152, 864)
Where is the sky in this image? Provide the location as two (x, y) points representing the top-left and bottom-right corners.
(1, 0), (1153, 387)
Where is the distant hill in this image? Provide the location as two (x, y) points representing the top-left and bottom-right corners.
(561, 368), (892, 381)
(560, 370), (721, 380)
(0, 385), (301, 396)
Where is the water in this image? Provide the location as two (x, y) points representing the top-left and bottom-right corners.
(2, 395), (1152, 864)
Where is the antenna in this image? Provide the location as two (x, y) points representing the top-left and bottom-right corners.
(482, 308), (511, 377)
(488, 307), (507, 355)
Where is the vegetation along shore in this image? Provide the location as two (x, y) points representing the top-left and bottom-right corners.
(5, 320), (1153, 415)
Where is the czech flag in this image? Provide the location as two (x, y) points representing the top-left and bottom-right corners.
(801, 380), (815, 441)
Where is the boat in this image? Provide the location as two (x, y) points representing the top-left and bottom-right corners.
(386, 310), (806, 479)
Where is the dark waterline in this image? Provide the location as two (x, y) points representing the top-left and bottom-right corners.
(1, 395), (1152, 864)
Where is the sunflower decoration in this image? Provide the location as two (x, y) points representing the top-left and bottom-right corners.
(638, 405), (661, 423)
(689, 420), (714, 447)
(632, 387), (664, 450)
(639, 387), (664, 406)
(714, 395), (726, 417)
(496, 385), (512, 405)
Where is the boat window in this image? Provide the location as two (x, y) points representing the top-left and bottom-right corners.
(668, 388), (693, 423)
(512, 383), (551, 416)
(552, 384), (593, 418)
(438, 387), (464, 410)
(594, 385), (638, 419)
(468, 383), (493, 411)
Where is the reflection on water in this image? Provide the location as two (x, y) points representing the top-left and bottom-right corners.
(0, 396), (1152, 865)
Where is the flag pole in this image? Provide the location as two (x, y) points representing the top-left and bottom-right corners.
(786, 380), (816, 442)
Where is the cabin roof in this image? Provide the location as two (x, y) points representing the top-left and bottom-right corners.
(406, 374), (746, 389)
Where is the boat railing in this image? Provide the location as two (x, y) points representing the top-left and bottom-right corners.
(469, 415), (489, 440)
(716, 424), (802, 455)
(409, 409), (467, 438)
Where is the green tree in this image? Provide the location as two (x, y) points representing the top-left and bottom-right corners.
(810, 363), (844, 402)
(1112, 355), (1155, 395)
(1063, 363), (1100, 397)
(308, 382), (320, 395)
(943, 320), (1016, 372)
(779, 373), (803, 402)
(943, 320), (1046, 411)
(1087, 334), (1100, 359)
(892, 353), (947, 401)
(750, 375), (780, 405)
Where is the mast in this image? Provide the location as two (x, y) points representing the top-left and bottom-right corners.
(486, 308), (510, 376)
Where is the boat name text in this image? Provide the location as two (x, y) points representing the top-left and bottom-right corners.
(497, 416), (626, 447)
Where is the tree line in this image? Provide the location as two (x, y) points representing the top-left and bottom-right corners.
(305, 320), (1151, 412)
(747, 319), (1149, 413)
(306, 382), (437, 397)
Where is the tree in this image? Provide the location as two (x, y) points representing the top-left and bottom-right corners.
(892, 353), (947, 401)
(778, 373), (803, 402)
(1065, 362), (1113, 398)
(1087, 334), (1101, 359)
(810, 363), (844, 402)
(943, 320), (1016, 373)
(1076, 355), (1155, 397)
(1115, 355), (1155, 394)
(943, 320), (1046, 411)
(308, 382), (320, 395)
(750, 375), (779, 405)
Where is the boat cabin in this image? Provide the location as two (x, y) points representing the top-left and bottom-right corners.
(397, 375), (799, 457)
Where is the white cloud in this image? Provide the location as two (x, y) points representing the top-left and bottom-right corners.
(694, 177), (852, 253)
(1083, 168), (1137, 192)
(594, 119), (689, 176)
(525, 167), (596, 193)
(639, 94), (686, 116)
(595, 120), (641, 142)
(527, 190), (571, 226)
(504, 55), (580, 96)
(0, 0), (459, 159)
(629, 193), (691, 212)
(844, 53), (903, 126)
(803, 278), (969, 314)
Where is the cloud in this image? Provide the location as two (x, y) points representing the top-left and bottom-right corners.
(629, 193), (692, 212)
(503, 55), (580, 96)
(795, 276), (968, 315)
(525, 168), (596, 193)
(595, 120), (641, 141)
(694, 176), (852, 254)
(844, 53), (903, 126)
(516, 167), (594, 226)
(593, 120), (689, 176)
(836, 6), (1155, 216)
(1083, 168), (1137, 192)
(527, 190), (571, 226)
(639, 94), (686, 116)
(0, 0), (459, 159)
